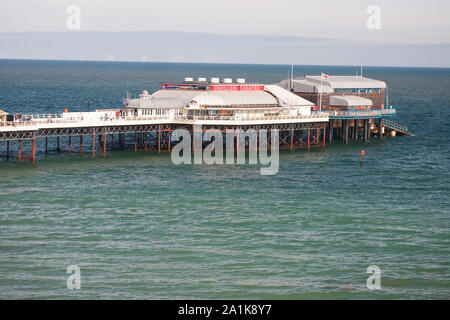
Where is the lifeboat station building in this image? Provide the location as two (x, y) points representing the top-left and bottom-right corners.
(279, 75), (387, 110)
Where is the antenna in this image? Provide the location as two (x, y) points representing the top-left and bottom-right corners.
(291, 64), (294, 92)
(386, 86), (389, 108)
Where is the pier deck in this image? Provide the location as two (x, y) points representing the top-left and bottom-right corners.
(0, 112), (330, 163)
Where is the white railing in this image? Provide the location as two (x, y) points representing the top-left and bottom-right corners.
(383, 119), (408, 132)
(0, 120), (38, 127)
(325, 108), (397, 118)
(1, 111), (329, 129)
(177, 113), (328, 121)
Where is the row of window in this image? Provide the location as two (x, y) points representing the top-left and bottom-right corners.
(141, 109), (169, 116)
(334, 88), (382, 93)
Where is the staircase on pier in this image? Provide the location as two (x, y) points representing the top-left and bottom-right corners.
(383, 119), (410, 136)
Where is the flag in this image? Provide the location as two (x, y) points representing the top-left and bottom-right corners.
(321, 73), (330, 79)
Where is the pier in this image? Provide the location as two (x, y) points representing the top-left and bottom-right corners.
(0, 76), (408, 164)
(0, 113), (329, 163)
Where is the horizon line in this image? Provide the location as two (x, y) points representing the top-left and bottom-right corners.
(1, 57), (449, 70)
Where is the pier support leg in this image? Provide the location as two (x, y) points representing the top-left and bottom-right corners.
(158, 126), (161, 154)
(328, 121), (333, 143)
(145, 134), (148, 152)
(18, 140), (22, 163)
(168, 129), (171, 152)
(379, 118), (383, 139)
(307, 129), (310, 150)
(80, 135), (83, 154)
(92, 131), (96, 158)
(354, 120), (358, 140)
(344, 120), (349, 144)
(31, 133), (36, 164)
(6, 140), (9, 160)
(103, 133), (106, 157)
(134, 133), (137, 152)
(68, 136), (71, 156)
(236, 130), (239, 155)
(364, 120), (368, 142)
(192, 129), (195, 154)
(111, 134), (114, 150)
(57, 136), (60, 153)
(323, 125), (326, 147)
(45, 137), (48, 154)
(290, 127), (293, 151)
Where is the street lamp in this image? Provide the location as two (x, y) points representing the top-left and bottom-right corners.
(84, 99), (93, 112)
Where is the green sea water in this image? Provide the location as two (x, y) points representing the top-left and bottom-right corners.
(0, 60), (449, 299)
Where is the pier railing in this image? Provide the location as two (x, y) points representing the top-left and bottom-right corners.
(325, 108), (397, 119)
(1, 111), (329, 129)
(383, 119), (409, 133)
(0, 114), (171, 126)
(181, 113), (328, 121)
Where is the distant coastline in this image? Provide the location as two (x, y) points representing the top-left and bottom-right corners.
(0, 57), (449, 70)
(0, 31), (448, 68)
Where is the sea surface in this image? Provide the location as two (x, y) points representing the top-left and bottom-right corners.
(0, 59), (449, 299)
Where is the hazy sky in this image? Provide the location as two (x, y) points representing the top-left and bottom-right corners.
(1, 0), (449, 44)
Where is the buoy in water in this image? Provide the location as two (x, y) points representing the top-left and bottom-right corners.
(360, 150), (365, 168)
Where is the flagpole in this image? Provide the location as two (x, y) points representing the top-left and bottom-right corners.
(291, 64), (294, 92)
(319, 73), (323, 112)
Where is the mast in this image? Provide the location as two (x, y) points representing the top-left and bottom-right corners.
(290, 64), (294, 92)
(319, 74), (323, 112)
(386, 86), (389, 108)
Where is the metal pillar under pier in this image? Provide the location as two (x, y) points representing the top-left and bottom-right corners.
(344, 120), (349, 144)
(68, 136), (72, 156)
(168, 129), (171, 152)
(290, 127), (294, 151)
(92, 131), (96, 158)
(307, 129), (310, 150)
(364, 120), (368, 142)
(328, 121), (333, 143)
(158, 126), (161, 154)
(322, 125), (326, 147)
(18, 140), (22, 162)
(31, 133), (36, 164)
(379, 118), (384, 139)
(103, 132), (106, 157)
